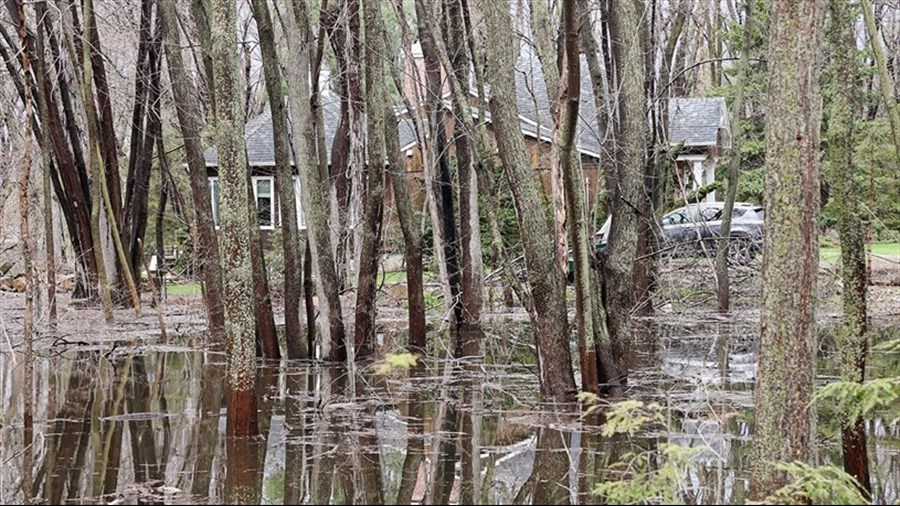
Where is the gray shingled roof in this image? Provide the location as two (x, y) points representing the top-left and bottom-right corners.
(668, 97), (730, 148)
(204, 92), (419, 167)
(205, 43), (604, 167)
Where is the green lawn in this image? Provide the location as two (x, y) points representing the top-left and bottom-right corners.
(165, 282), (202, 295)
(821, 242), (900, 262)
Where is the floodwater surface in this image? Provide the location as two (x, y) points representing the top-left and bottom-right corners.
(0, 317), (897, 504)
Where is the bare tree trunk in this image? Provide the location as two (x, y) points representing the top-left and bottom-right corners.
(861, 0), (900, 162)
(715, 0), (753, 313)
(160, 0), (226, 339)
(825, 0), (872, 496)
(80, 0), (113, 322)
(529, 0), (569, 274)
(32, 1), (56, 328)
(251, 0), (305, 359)
(209, 0), (259, 438)
(15, 1), (35, 499)
(355, 0), (388, 360)
(283, 0), (347, 362)
(446, 0), (484, 356)
(748, 0), (824, 498)
(602, 0), (649, 380)
(560, 0), (621, 395)
(479, 0), (577, 402)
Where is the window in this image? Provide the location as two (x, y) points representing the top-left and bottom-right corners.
(293, 176), (306, 229)
(253, 176), (275, 229)
(208, 177), (220, 227)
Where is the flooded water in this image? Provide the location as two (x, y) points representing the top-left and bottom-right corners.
(0, 318), (897, 504)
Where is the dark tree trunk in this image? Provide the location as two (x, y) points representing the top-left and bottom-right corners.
(160, 0), (226, 339)
(825, 0), (872, 496)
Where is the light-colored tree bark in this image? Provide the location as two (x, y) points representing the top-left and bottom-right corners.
(479, 0), (576, 402)
(283, 0), (347, 362)
(209, 0), (258, 438)
(861, 0), (900, 163)
(160, 0), (226, 339)
(825, 0), (872, 495)
(749, 0), (824, 498)
(715, 0), (753, 312)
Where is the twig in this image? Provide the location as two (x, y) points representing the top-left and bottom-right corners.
(139, 239), (167, 342)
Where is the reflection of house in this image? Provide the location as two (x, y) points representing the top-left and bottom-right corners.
(668, 98), (731, 202)
(203, 43), (606, 241)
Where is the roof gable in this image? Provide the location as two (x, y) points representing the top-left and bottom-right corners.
(668, 97), (730, 148)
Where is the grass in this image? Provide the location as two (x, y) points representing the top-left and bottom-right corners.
(165, 282), (202, 295)
(821, 242), (899, 262)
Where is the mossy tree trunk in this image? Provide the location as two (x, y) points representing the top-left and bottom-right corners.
(825, 0), (872, 496)
(749, 0), (824, 498)
(209, 0), (258, 438)
(479, 0), (577, 403)
(160, 0), (226, 339)
(602, 0), (649, 381)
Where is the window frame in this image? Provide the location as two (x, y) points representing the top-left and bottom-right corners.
(208, 177), (220, 229)
(252, 176), (276, 230)
(292, 176), (307, 230)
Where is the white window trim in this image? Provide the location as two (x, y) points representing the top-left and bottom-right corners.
(292, 176), (307, 230)
(252, 176), (276, 230)
(208, 177), (220, 229)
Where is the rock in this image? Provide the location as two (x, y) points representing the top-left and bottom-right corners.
(0, 261), (12, 276)
(0, 277), (13, 291)
(11, 276), (27, 292)
(58, 275), (76, 292)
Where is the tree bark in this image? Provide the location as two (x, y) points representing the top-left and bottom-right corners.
(251, 0), (305, 359)
(283, 0), (347, 362)
(860, 0), (900, 163)
(160, 0), (226, 339)
(601, 0), (649, 381)
(715, 0), (753, 313)
(479, 0), (577, 403)
(748, 0), (824, 498)
(825, 0), (872, 496)
(209, 0), (259, 438)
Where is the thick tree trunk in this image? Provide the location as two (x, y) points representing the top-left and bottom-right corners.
(355, 0), (388, 360)
(251, 0), (306, 359)
(160, 0), (226, 339)
(479, 0), (576, 403)
(860, 0), (900, 162)
(209, 0), (259, 438)
(715, 0), (753, 313)
(748, 1), (824, 499)
(602, 0), (648, 380)
(284, 0), (346, 362)
(825, 0), (872, 496)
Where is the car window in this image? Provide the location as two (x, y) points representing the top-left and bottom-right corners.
(684, 205), (703, 223)
(700, 207), (723, 221)
(662, 210), (686, 225)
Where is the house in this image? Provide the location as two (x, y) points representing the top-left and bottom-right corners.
(203, 43), (607, 240)
(667, 97), (732, 202)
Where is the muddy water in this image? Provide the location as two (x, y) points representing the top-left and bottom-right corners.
(0, 319), (897, 504)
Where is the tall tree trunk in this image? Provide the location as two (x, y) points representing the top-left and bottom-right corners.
(15, 1), (35, 499)
(529, 0), (569, 274)
(251, 0), (306, 359)
(602, 0), (649, 380)
(479, 0), (577, 402)
(355, 0), (388, 360)
(33, 1), (56, 327)
(160, 0), (226, 339)
(715, 0), (753, 313)
(283, 0), (347, 362)
(209, 0), (259, 438)
(80, 0), (114, 322)
(748, 1), (824, 499)
(860, 0), (900, 162)
(446, 0), (484, 356)
(561, 0), (621, 395)
(247, 180), (279, 360)
(825, 0), (872, 496)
